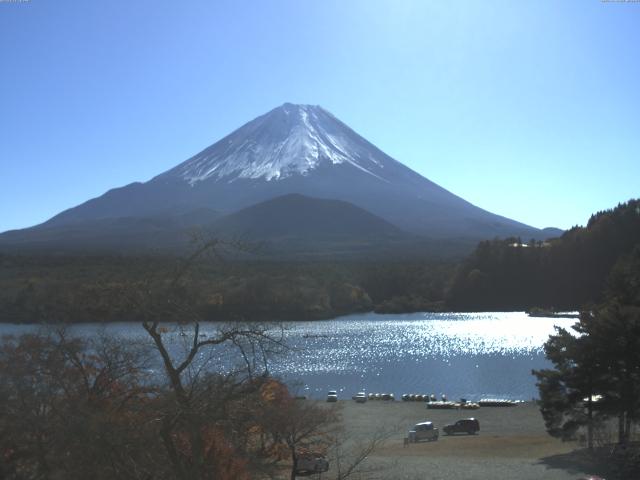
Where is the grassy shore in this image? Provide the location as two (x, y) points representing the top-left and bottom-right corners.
(330, 400), (610, 480)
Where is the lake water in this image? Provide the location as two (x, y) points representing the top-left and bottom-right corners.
(0, 311), (577, 401)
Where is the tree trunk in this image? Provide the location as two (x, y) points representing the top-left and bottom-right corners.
(618, 413), (625, 444)
(160, 418), (185, 480)
(36, 433), (51, 480)
(587, 393), (593, 450)
(625, 413), (632, 444)
(290, 446), (297, 480)
(145, 323), (207, 479)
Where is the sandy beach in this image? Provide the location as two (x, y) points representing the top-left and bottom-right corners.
(329, 400), (609, 480)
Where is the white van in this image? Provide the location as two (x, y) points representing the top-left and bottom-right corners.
(408, 421), (439, 442)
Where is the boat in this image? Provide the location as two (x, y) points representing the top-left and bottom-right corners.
(526, 308), (579, 319)
(426, 401), (458, 409)
(478, 398), (518, 407)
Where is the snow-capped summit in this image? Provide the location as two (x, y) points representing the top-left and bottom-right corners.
(163, 103), (389, 184)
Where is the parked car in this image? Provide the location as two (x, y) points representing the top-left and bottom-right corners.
(408, 421), (439, 442)
(295, 451), (329, 475)
(326, 390), (338, 402)
(443, 418), (480, 435)
(354, 392), (367, 403)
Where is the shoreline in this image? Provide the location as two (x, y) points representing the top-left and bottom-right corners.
(0, 308), (578, 325)
(333, 400), (606, 480)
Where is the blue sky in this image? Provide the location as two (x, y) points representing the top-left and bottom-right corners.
(1, 0), (638, 232)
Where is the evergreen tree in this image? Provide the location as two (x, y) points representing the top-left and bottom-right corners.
(533, 316), (602, 448)
(534, 242), (640, 448)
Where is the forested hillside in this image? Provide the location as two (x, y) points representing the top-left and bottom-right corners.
(2, 199), (638, 323)
(447, 199), (640, 310)
(0, 255), (453, 323)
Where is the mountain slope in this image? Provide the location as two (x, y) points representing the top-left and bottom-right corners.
(0, 195), (467, 259)
(1, 103), (556, 254)
(212, 194), (403, 240)
(205, 194), (434, 259)
(0, 209), (221, 253)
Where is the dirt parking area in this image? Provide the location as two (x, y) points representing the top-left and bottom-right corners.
(333, 400), (607, 480)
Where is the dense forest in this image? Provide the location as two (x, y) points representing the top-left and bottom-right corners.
(0, 254), (454, 323)
(447, 199), (640, 311)
(532, 238), (640, 478)
(0, 199), (638, 323)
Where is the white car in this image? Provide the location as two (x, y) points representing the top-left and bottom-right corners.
(326, 390), (338, 402)
(354, 392), (367, 403)
(408, 421), (439, 442)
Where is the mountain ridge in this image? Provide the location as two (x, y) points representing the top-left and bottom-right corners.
(0, 103), (560, 255)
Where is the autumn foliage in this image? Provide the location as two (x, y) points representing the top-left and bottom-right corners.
(0, 332), (338, 480)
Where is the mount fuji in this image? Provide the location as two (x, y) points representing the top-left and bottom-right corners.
(0, 103), (557, 256)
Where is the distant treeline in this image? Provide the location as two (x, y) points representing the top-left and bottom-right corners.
(1, 199), (638, 323)
(0, 253), (454, 323)
(447, 199), (640, 311)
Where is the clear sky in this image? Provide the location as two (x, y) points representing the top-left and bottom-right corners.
(1, 0), (638, 232)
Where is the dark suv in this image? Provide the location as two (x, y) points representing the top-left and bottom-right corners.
(443, 418), (480, 435)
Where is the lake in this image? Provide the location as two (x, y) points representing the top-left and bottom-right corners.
(0, 311), (576, 401)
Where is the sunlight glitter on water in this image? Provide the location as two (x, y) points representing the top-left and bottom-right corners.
(260, 312), (577, 398)
(274, 311), (576, 367)
(0, 312), (578, 400)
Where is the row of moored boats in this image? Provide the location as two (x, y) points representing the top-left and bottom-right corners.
(401, 394), (521, 408)
(348, 392), (522, 407)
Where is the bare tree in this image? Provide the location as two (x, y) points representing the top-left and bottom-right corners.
(0, 238), (390, 480)
(258, 383), (338, 480)
(132, 238), (288, 479)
